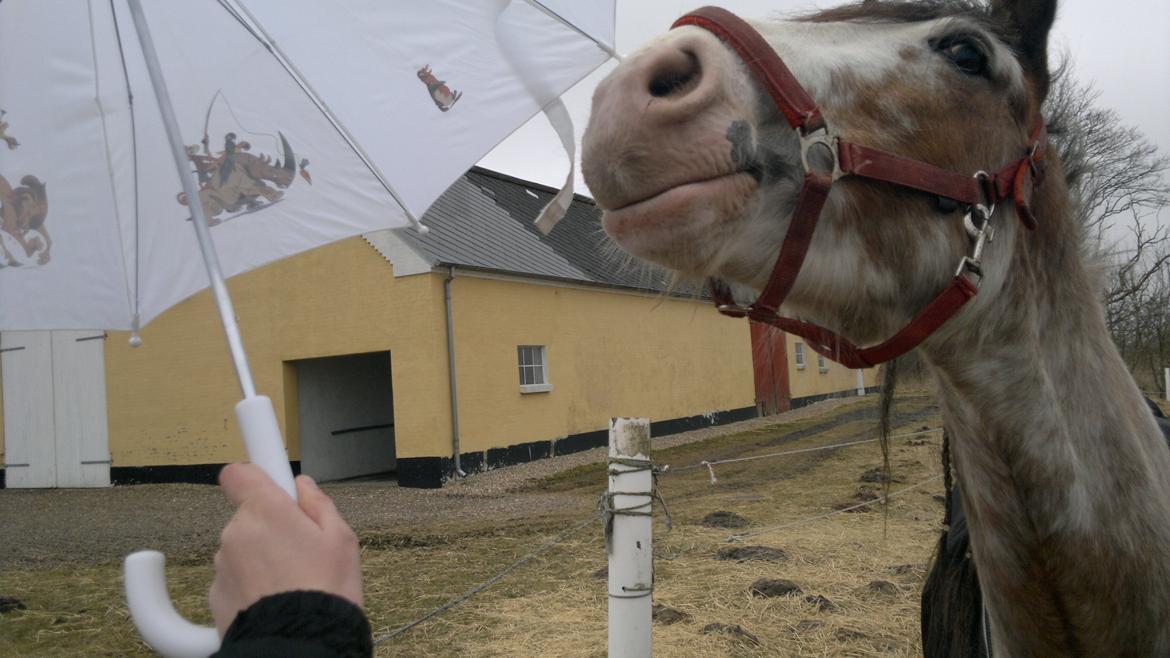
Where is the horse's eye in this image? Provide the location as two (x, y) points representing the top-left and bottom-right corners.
(937, 37), (987, 76)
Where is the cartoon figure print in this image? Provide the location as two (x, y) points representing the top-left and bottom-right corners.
(0, 110), (19, 150)
(0, 110), (50, 267)
(417, 65), (463, 112)
(179, 130), (312, 226)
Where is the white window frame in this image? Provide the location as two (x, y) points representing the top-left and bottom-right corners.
(794, 343), (806, 370)
(517, 345), (552, 394)
(817, 353), (829, 374)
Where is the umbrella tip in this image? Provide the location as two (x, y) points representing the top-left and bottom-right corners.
(416, 223), (430, 236)
(129, 332), (143, 348)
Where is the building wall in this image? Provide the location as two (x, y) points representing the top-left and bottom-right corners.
(0, 233), (877, 489)
(101, 236), (450, 473)
(446, 273), (756, 455)
(91, 235), (755, 485)
(786, 337), (878, 403)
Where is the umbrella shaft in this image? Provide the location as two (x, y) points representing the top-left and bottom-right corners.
(125, 0), (256, 399)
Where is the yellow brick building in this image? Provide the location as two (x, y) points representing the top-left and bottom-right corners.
(0, 169), (875, 488)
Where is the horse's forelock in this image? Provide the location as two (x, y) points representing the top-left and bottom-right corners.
(795, 1), (1017, 47)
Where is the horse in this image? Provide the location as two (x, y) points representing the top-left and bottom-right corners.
(581, 1), (1170, 654)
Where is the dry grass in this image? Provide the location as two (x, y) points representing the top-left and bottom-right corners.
(0, 394), (948, 657)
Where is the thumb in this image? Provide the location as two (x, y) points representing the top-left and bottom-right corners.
(295, 475), (342, 529)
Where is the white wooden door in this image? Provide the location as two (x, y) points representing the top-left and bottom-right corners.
(51, 332), (111, 487)
(1, 330), (110, 487)
(1, 332), (56, 487)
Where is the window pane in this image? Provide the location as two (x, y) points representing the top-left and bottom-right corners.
(518, 347), (528, 366)
(533, 346), (544, 367)
(533, 364), (545, 385)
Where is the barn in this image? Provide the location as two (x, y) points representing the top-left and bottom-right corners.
(0, 168), (877, 489)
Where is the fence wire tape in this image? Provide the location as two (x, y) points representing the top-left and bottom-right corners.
(373, 514), (597, 645)
(727, 474), (944, 542)
(669, 427), (942, 481)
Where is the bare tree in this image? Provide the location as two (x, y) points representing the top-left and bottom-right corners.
(1045, 70), (1170, 393)
(1046, 71), (1170, 252)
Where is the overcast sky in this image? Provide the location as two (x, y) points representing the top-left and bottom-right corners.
(479, 0), (1170, 232)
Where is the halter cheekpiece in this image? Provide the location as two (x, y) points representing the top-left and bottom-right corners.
(671, 7), (1047, 368)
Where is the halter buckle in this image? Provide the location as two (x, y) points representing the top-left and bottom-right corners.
(715, 303), (751, 319)
(799, 127), (842, 181)
(955, 204), (995, 287)
(955, 255), (984, 284)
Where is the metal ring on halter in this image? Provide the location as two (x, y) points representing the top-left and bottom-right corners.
(972, 170), (995, 204)
(963, 170), (997, 238)
(964, 205), (995, 239)
(799, 127), (843, 181)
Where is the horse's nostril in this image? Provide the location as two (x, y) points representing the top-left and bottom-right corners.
(647, 50), (701, 98)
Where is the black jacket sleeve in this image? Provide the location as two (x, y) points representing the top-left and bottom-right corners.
(211, 590), (372, 658)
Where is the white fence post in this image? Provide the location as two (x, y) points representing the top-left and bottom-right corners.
(855, 369), (866, 397)
(607, 417), (653, 658)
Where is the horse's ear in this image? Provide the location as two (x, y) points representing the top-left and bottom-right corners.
(990, 0), (1057, 101)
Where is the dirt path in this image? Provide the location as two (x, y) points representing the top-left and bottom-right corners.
(0, 396), (887, 570)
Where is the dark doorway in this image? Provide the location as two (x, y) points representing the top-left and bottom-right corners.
(294, 351), (395, 482)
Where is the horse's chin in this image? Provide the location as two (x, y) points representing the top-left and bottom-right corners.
(601, 172), (757, 272)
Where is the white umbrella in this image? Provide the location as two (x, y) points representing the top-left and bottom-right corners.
(0, 2), (614, 655)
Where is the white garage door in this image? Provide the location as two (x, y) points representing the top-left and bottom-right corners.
(1, 330), (111, 488)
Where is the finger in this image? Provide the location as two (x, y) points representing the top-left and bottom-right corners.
(295, 475), (342, 529)
(219, 462), (283, 508)
(208, 579), (232, 639)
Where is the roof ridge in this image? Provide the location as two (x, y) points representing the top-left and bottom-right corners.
(468, 166), (598, 207)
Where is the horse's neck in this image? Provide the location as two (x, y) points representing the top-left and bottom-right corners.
(921, 182), (1170, 654)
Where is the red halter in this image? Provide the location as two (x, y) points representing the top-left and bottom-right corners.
(671, 7), (1047, 368)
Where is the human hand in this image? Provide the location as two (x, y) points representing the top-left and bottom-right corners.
(209, 463), (363, 637)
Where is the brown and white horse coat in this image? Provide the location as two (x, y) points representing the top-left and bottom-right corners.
(582, 1), (1170, 655)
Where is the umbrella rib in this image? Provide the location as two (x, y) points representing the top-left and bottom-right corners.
(520, 0), (621, 60)
(105, 0), (144, 335)
(213, 0), (425, 232)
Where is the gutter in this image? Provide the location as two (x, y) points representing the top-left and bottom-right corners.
(444, 266), (467, 478)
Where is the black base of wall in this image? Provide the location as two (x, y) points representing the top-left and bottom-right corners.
(0, 393), (879, 491)
(107, 461), (302, 486)
(790, 386), (880, 410)
(396, 405), (759, 489)
(0, 395), (877, 491)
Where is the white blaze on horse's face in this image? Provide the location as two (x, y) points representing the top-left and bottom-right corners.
(582, 10), (1034, 339)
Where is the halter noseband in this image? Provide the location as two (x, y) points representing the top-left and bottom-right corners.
(671, 7), (1047, 369)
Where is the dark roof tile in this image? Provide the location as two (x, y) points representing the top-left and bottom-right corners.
(396, 167), (683, 295)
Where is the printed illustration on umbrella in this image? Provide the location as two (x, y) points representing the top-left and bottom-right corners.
(0, 110), (50, 268)
(416, 65), (462, 112)
(177, 93), (312, 226)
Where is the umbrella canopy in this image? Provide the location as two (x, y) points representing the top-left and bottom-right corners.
(2, 3), (615, 655)
(0, 0), (614, 332)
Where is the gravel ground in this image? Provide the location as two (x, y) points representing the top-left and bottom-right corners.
(0, 398), (860, 570)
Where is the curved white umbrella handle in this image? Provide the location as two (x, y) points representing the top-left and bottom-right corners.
(124, 551), (221, 658)
(124, 396), (296, 658)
